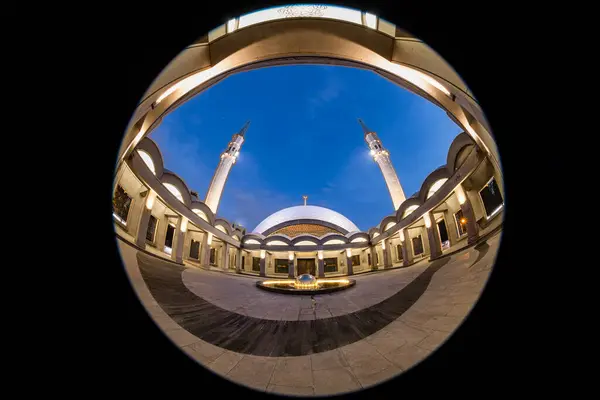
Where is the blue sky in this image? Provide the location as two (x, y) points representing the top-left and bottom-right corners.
(149, 65), (461, 232)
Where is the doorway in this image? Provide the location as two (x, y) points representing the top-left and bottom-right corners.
(437, 219), (449, 249)
(165, 224), (175, 248)
(297, 258), (316, 275)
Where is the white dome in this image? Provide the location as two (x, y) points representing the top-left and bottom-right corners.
(252, 205), (360, 234)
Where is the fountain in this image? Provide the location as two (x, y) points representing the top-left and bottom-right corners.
(256, 273), (355, 294)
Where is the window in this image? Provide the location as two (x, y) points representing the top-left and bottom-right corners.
(146, 215), (158, 243)
(324, 257), (338, 273)
(479, 177), (504, 219)
(368, 253), (371, 266)
(252, 257), (261, 271)
(351, 255), (360, 266)
(165, 224), (175, 248)
(275, 259), (288, 274)
(112, 185), (132, 225)
(455, 209), (468, 236)
(397, 244), (403, 261)
(189, 239), (200, 259)
(412, 235), (424, 256)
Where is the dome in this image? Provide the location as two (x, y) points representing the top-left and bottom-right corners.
(252, 205), (360, 235)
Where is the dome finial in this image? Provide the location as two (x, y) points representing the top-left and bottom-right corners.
(302, 195), (308, 206)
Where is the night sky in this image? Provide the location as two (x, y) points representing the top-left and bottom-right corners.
(149, 64), (461, 232)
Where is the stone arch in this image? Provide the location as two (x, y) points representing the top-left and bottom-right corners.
(265, 235), (293, 246)
(190, 201), (215, 225)
(291, 235), (320, 246)
(214, 218), (233, 235)
(241, 233), (265, 246)
(418, 166), (451, 203)
(319, 234), (349, 245)
(396, 197), (422, 221)
(379, 215), (398, 233)
(368, 227), (381, 240)
(160, 170), (192, 207)
(347, 232), (370, 244)
(447, 132), (477, 172)
(135, 137), (164, 177)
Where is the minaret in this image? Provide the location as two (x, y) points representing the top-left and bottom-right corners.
(204, 121), (250, 214)
(359, 119), (406, 210)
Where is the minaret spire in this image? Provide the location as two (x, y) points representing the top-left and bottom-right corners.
(302, 195), (308, 206)
(204, 122), (249, 214)
(361, 120), (407, 211)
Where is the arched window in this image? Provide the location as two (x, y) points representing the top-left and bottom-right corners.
(426, 178), (448, 199)
(137, 150), (156, 175)
(163, 183), (183, 203)
(403, 205), (419, 218)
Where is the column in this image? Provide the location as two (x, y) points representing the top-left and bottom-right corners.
(236, 248), (242, 273)
(259, 250), (266, 277)
(443, 209), (459, 247)
(400, 228), (414, 267)
(424, 211), (443, 260)
(458, 186), (480, 244)
(223, 242), (231, 271)
(171, 216), (186, 263)
(383, 238), (393, 268)
(200, 232), (211, 268)
(317, 250), (325, 278)
(288, 251), (295, 278)
(369, 246), (378, 270)
(135, 190), (156, 248)
(346, 249), (353, 276)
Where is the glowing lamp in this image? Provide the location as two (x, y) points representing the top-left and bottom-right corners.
(145, 190), (157, 210)
(399, 229), (405, 242)
(460, 218), (467, 225)
(346, 248), (352, 257)
(260, 250), (266, 259)
(423, 213), (431, 228)
(381, 240), (386, 250)
(207, 232), (213, 245)
(318, 250), (323, 260)
(180, 217), (188, 232)
(288, 251), (294, 261)
(455, 185), (467, 205)
(370, 149), (376, 156)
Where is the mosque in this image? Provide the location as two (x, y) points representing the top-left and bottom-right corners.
(113, 117), (503, 279)
(111, 5), (504, 394)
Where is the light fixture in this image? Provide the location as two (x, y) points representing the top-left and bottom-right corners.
(288, 251), (294, 261)
(381, 240), (386, 250)
(180, 217), (188, 233)
(207, 232), (213, 245)
(423, 213), (432, 228)
(455, 185), (467, 205)
(346, 248), (352, 257)
(399, 230), (405, 242)
(112, 213), (126, 225)
(486, 204), (503, 220)
(363, 12), (377, 29)
(145, 190), (157, 210)
(260, 250), (266, 259)
(460, 218), (467, 225)
(318, 250), (323, 260)
(370, 149), (375, 156)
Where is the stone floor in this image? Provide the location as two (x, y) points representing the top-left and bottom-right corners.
(117, 230), (501, 396)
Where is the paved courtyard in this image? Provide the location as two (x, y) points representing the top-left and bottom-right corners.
(118, 231), (500, 395)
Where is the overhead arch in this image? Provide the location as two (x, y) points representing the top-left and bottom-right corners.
(447, 132), (477, 172)
(379, 215), (398, 233)
(265, 235), (293, 246)
(160, 170), (192, 207)
(135, 137), (165, 177)
(396, 197), (422, 221)
(418, 166), (451, 203)
(319, 234), (349, 245)
(291, 235), (320, 246)
(214, 218), (233, 235)
(190, 201), (215, 225)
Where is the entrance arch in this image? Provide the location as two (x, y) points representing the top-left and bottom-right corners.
(117, 4), (501, 195)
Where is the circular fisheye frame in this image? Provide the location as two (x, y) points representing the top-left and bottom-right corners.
(113, 3), (503, 396)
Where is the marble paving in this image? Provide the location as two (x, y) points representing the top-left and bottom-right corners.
(117, 230), (500, 395)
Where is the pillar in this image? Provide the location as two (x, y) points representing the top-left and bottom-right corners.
(317, 250), (325, 277)
(425, 211), (443, 260)
(223, 242), (231, 270)
(171, 217), (185, 263)
(382, 239), (392, 268)
(288, 252), (295, 278)
(400, 228), (414, 267)
(369, 246), (378, 270)
(443, 209), (459, 247)
(200, 233), (211, 268)
(259, 250), (266, 277)
(135, 206), (151, 248)
(457, 184), (480, 245)
(236, 248), (242, 273)
(346, 249), (353, 276)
